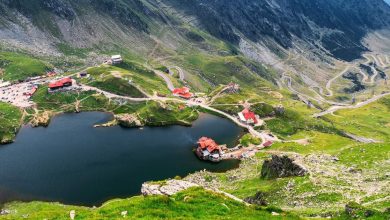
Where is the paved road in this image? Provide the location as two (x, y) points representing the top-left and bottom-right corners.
(154, 70), (175, 91)
(377, 56), (386, 68)
(282, 74), (349, 106)
(357, 68), (370, 83)
(169, 66), (185, 81)
(325, 65), (351, 97)
(313, 92), (390, 117)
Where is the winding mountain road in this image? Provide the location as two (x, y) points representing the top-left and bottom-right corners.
(313, 92), (390, 117)
(325, 65), (351, 97)
(282, 74), (349, 106)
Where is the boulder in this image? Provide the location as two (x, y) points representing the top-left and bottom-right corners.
(244, 191), (268, 206)
(0, 209), (10, 215)
(141, 180), (198, 196)
(261, 155), (308, 179)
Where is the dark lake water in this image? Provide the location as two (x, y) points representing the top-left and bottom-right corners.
(0, 112), (242, 206)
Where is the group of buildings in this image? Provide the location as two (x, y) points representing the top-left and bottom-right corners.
(195, 137), (223, 162)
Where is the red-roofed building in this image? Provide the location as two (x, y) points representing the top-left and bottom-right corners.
(23, 87), (38, 96)
(196, 137), (222, 162)
(173, 87), (193, 99)
(238, 108), (258, 124)
(263, 141), (273, 148)
(49, 77), (73, 90)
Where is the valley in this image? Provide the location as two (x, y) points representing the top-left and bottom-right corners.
(0, 0), (389, 219)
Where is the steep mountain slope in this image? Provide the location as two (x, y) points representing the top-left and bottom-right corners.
(1, 0), (389, 59)
(165, 0), (390, 61)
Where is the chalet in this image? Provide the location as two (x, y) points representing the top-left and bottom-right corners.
(195, 137), (222, 162)
(111, 55), (123, 64)
(172, 87), (193, 99)
(49, 77), (73, 91)
(238, 108), (259, 125)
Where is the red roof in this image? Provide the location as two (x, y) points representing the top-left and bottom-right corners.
(242, 108), (258, 124)
(49, 81), (63, 88)
(59, 77), (72, 84)
(173, 87), (193, 99)
(263, 141), (273, 147)
(197, 137), (221, 153)
(30, 87), (37, 94)
(173, 87), (189, 94)
(49, 77), (72, 88)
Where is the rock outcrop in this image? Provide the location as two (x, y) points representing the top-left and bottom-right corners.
(115, 114), (143, 128)
(30, 111), (52, 127)
(0, 137), (13, 145)
(261, 155), (308, 179)
(244, 191), (268, 206)
(141, 180), (198, 196)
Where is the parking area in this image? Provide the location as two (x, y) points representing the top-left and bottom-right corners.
(0, 82), (38, 108)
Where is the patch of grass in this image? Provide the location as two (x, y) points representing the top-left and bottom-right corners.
(136, 101), (199, 126)
(269, 131), (356, 154)
(251, 103), (275, 117)
(0, 52), (50, 81)
(324, 97), (390, 142)
(32, 86), (112, 112)
(336, 143), (390, 170)
(240, 134), (261, 147)
(185, 54), (274, 89)
(86, 61), (171, 95)
(266, 109), (342, 138)
(89, 76), (146, 98)
(0, 102), (22, 143)
(56, 43), (91, 58)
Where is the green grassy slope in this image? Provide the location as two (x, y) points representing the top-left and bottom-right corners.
(0, 52), (50, 81)
(323, 97), (390, 142)
(0, 188), (299, 220)
(0, 102), (22, 143)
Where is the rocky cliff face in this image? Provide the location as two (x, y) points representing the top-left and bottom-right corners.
(166, 0), (390, 61)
